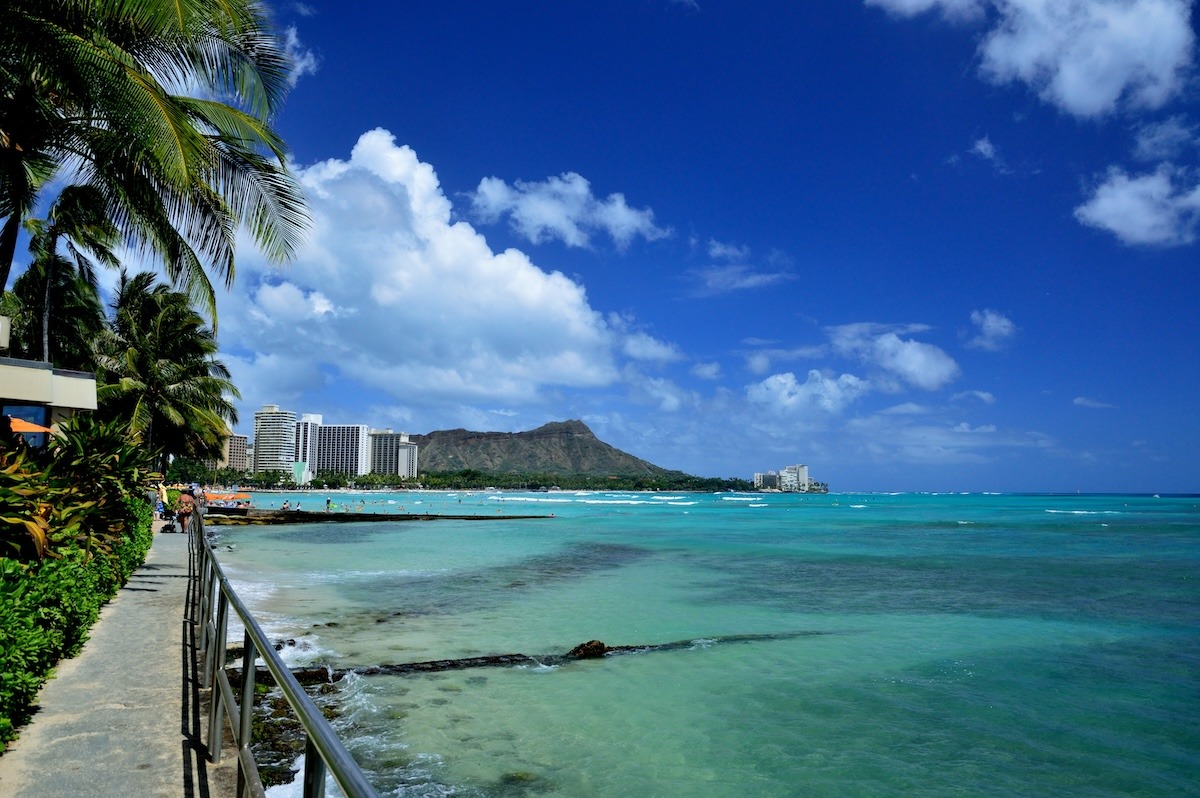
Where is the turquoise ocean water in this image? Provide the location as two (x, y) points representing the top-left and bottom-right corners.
(211, 491), (1200, 797)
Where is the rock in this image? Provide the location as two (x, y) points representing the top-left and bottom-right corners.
(566, 640), (610, 659)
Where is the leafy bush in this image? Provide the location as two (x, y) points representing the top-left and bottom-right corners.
(0, 416), (157, 750)
(0, 498), (152, 749)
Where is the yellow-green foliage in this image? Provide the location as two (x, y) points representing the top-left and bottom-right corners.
(0, 415), (158, 749)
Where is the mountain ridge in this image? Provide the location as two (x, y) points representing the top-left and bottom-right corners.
(411, 420), (670, 477)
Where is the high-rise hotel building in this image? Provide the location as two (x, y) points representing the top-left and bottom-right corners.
(370, 429), (419, 478)
(316, 424), (372, 476)
(252, 405), (296, 473)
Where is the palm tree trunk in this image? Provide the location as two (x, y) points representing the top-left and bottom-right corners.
(0, 214), (19, 294)
(41, 262), (52, 362)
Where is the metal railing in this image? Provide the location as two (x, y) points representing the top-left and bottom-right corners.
(189, 509), (379, 798)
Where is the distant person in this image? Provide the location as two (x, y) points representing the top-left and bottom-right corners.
(282, 500), (291, 511)
(295, 502), (302, 512)
(176, 491), (196, 534)
(326, 497), (332, 512)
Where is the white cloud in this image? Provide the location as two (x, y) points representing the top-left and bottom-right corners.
(687, 264), (795, 297)
(980, 0), (1194, 118)
(746, 352), (772, 375)
(1075, 165), (1200, 246)
(691, 361), (722, 380)
(967, 309), (1016, 350)
(871, 0), (1195, 118)
(866, 0), (987, 21)
(746, 370), (871, 415)
(218, 129), (626, 424)
(1134, 116), (1198, 161)
(293, 2), (317, 15)
(829, 323), (960, 390)
(972, 136), (998, 161)
(707, 239), (750, 261)
(470, 172), (671, 250)
(1074, 396), (1116, 409)
(282, 26), (320, 88)
(953, 389), (997, 404)
(622, 332), (684, 364)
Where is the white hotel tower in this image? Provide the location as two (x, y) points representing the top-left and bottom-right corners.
(252, 405), (296, 473)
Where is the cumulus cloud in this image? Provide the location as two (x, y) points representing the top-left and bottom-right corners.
(282, 26), (320, 88)
(1075, 165), (1200, 246)
(979, 0), (1194, 118)
(217, 128), (626, 425)
(622, 331), (684, 364)
(1074, 396), (1116, 409)
(692, 361), (722, 379)
(829, 323), (960, 390)
(470, 172), (671, 250)
(870, 0), (1195, 118)
(746, 370), (871, 415)
(967, 309), (1016, 350)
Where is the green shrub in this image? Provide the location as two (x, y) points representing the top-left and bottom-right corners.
(0, 497), (154, 749)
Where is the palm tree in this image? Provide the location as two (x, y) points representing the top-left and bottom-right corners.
(20, 185), (118, 363)
(0, 0), (309, 319)
(94, 271), (239, 473)
(9, 254), (106, 370)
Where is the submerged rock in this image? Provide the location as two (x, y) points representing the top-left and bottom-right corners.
(565, 640), (610, 659)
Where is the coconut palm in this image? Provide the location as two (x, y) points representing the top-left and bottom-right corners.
(94, 271), (239, 473)
(18, 185), (118, 364)
(0, 0), (309, 318)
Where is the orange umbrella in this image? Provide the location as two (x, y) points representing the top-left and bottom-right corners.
(8, 418), (53, 434)
(207, 492), (251, 501)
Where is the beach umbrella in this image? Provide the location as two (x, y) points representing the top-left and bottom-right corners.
(7, 418), (53, 434)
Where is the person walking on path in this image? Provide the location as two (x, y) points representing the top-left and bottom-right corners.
(176, 490), (196, 534)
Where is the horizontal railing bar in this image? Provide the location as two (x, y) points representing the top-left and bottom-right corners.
(201, 530), (378, 798)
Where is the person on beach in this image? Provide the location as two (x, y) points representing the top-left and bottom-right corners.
(176, 491), (196, 534)
(282, 500), (291, 511)
(326, 497), (332, 512)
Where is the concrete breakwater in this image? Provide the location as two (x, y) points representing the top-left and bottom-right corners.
(203, 507), (554, 525)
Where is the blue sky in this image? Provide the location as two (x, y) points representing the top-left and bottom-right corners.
(208, 0), (1198, 492)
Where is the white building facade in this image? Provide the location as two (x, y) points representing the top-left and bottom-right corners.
(252, 405), (296, 473)
(317, 424), (372, 476)
(293, 414), (322, 485)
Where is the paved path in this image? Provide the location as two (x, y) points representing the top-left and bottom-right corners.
(0, 524), (237, 798)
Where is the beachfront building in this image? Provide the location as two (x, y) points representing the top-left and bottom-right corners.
(370, 429), (418, 478)
(252, 404), (296, 473)
(754, 471), (780, 490)
(317, 424), (372, 477)
(227, 434), (249, 472)
(294, 414), (322, 485)
(204, 431), (249, 472)
(779, 464), (811, 492)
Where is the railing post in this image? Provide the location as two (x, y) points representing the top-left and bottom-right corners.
(238, 630), (258, 798)
(303, 735), (327, 798)
(207, 592), (229, 764)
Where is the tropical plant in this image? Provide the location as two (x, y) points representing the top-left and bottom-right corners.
(0, 0), (310, 317)
(43, 414), (157, 557)
(94, 272), (239, 472)
(20, 185), (118, 364)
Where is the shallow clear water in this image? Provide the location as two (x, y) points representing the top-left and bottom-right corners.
(213, 491), (1200, 797)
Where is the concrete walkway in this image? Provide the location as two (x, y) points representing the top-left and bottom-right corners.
(0, 524), (237, 798)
